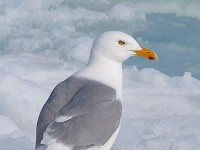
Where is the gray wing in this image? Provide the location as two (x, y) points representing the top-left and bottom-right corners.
(36, 76), (86, 147)
(36, 76), (122, 150)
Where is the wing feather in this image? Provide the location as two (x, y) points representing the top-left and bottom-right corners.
(36, 77), (122, 149)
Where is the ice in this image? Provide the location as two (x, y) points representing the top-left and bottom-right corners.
(0, 0), (200, 150)
(111, 67), (200, 150)
(0, 115), (34, 150)
(0, 115), (19, 136)
(1, 53), (200, 150)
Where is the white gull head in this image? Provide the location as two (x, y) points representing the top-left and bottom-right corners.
(89, 31), (142, 63)
(75, 31), (157, 100)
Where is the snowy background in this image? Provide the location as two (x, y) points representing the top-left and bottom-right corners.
(0, 0), (200, 150)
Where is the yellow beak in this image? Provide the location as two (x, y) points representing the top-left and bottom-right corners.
(133, 47), (158, 60)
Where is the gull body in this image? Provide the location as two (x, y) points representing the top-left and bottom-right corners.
(35, 31), (157, 150)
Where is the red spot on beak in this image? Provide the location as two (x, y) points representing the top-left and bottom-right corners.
(148, 56), (154, 60)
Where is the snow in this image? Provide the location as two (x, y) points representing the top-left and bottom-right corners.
(114, 68), (200, 150)
(0, 115), (33, 150)
(0, 0), (200, 150)
(0, 115), (19, 136)
(0, 54), (200, 150)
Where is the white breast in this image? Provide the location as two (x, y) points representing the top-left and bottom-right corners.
(75, 57), (123, 100)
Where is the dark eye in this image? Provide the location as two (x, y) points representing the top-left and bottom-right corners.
(118, 40), (126, 45)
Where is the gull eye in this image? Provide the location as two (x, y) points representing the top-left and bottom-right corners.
(118, 40), (126, 45)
